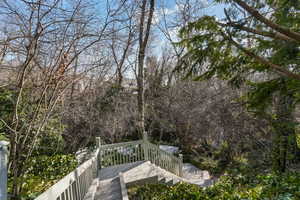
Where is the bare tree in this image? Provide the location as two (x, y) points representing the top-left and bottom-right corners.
(108, 1), (139, 86)
(137, 0), (155, 138)
(0, 0), (117, 197)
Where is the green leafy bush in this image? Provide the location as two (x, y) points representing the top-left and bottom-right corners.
(9, 154), (77, 199)
(129, 172), (300, 200)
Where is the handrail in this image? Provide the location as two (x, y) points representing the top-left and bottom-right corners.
(100, 140), (144, 167)
(99, 139), (183, 176)
(144, 141), (183, 177)
(34, 148), (100, 200)
(101, 140), (143, 149)
(119, 172), (129, 200)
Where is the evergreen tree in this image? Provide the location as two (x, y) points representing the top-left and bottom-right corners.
(179, 0), (300, 172)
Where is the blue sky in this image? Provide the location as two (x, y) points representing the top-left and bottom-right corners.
(162, 0), (226, 19)
(151, 0), (226, 54)
(205, 2), (227, 19)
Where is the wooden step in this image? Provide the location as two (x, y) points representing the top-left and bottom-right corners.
(95, 177), (122, 200)
(126, 175), (158, 187)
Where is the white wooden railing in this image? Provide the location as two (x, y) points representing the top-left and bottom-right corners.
(34, 139), (101, 200)
(144, 141), (183, 177)
(0, 141), (9, 200)
(100, 139), (183, 177)
(100, 140), (144, 167)
(32, 138), (182, 200)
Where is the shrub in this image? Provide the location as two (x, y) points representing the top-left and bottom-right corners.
(129, 172), (300, 200)
(9, 154), (77, 199)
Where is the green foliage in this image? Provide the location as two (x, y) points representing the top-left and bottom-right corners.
(186, 142), (233, 175)
(129, 172), (300, 200)
(0, 88), (14, 116)
(96, 84), (123, 112)
(0, 88), (14, 137)
(178, 0), (300, 173)
(296, 133), (300, 148)
(33, 117), (65, 156)
(8, 154), (77, 199)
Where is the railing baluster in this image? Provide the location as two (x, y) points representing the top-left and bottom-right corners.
(115, 148), (118, 165)
(140, 144), (143, 160)
(110, 148), (113, 166)
(67, 185), (71, 200)
(163, 152), (166, 169)
(106, 148), (109, 166)
(154, 146), (157, 165)
(119, 146), (122, 164)
(173, 158), (175, 174)
(102, 149), (105, 167)
(78, 176), (82, 199)
(139, 144), (141, 160)
(137, 144), (140, 161)
(72, 181), (77, 200)
(111, 148), (113, 166)
(71, 182), (74, 200)
(81, 173), (85, 198)
(123, 146), (126, 164)
(106, 148), (109, 167)
(68, 185), (73, 200)
(124, 147), (127, 164)
(79, 176), (83, 199)
(82, 174), (85, 199)
(75, 181), (79, 200)
(165, 152), (168, 171)
(113, 148), (115, 166)
(150, 146), (153, 163)
(126, 148), (129, 163)
(112, 148), (115, 165)
(137, 144), (139, 161)
(118, 148), (120, 164)
(108, 148), (111, 166)
(65, 189), (69, 200)
(119, 147), (122, 164)
(83, 171), (87, 197)
(133, 145), (136, 162)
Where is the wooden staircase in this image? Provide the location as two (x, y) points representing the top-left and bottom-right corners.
(33, 138), (212, 200)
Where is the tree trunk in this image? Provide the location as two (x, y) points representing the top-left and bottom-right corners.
(272, 83), (295, 173)
(137, 0), (155, 139)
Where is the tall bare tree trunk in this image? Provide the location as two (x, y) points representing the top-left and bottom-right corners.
(137, 0), (155, 139)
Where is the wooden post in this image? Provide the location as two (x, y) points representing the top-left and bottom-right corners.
(96, 137), (101, 173)
(96, 137), (101, 149)
(143, 131), (148, 141)
(143, 132), (149, 161)
(0, 141), (9, 200)
(179, 154), (183, 177)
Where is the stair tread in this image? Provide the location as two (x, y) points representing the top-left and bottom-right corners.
(95, 177), (122, 200)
